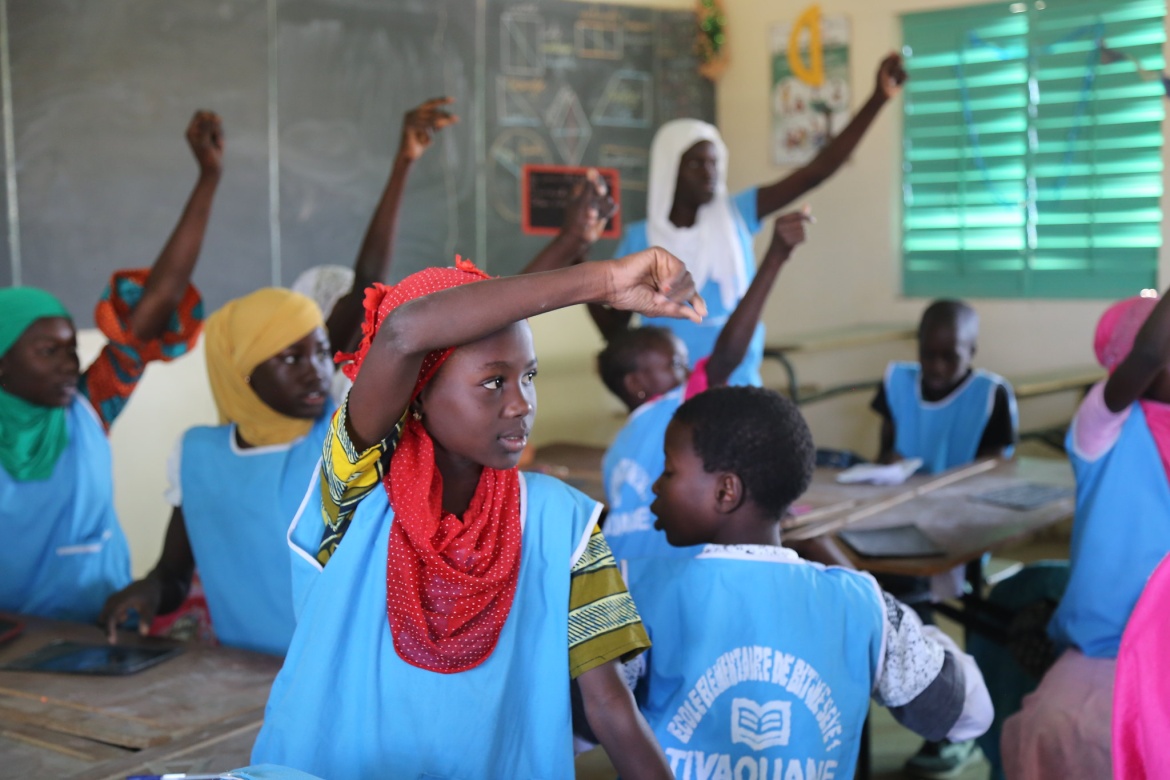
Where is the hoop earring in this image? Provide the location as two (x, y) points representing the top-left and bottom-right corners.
(637, 390), (646, 400)
(411, 408), (423, 422)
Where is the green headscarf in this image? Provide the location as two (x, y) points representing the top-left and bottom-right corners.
(0, 287), (72, 481)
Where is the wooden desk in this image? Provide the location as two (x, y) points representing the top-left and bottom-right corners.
(763, 323), (916, 404)
(0, 614), (281, 779)
(526, 442), (606, 503)
(787, 458), (1074, 577)
(1011, 365), (1103, 400)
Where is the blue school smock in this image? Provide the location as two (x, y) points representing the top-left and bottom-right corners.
(883, 362), (1018, 474)
(178, 402), (334, 657)
(1049, 403), (1170, 658)
(624, 548), (884, 780)
(617, 187), (764, 388)
(602, 386), (700, 561)
(252, 472), (602, 780)
(0, 397), (132, 622)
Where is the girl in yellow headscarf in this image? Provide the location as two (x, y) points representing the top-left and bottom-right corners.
(101, 98), (457, 654)
(0, 111), (219, 623)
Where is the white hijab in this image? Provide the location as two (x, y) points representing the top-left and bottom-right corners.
(290, 264), (356, 405)
(646, 120), (748, 312)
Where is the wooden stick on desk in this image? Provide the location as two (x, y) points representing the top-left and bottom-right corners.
(782, 498), (865, 530)
(785, 459), (1001, 542)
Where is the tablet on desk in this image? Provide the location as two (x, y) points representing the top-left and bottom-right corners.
(839, 525), (946, 558)
(0, 640), (182, 675)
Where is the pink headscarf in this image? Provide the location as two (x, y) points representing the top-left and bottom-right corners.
(1094, 295), (1159, 371)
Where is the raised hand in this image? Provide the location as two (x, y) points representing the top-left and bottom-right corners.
(98, 578), (164, 644)
(604, 247), (707, 323)
(563, 168), (618, 245)
(186, 110), (224, 177)
(398, 97), (459, 162)
(874, 52), (908, 102)
(766, 205), (814, 260)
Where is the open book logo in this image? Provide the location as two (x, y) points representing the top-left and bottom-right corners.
(730, 698), (792, 751)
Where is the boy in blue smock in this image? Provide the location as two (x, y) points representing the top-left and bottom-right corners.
(872, 299), (1017, 474)
(869, 298), (1016, 777)
(585, 55), (907, 388)
(623, 387), (992, 780)
(601, 212), (809, 561)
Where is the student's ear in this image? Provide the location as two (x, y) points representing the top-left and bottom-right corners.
(621, 373), (646, 404)
(713, 472), (745, 514)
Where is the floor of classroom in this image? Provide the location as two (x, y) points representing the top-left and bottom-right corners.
(576, 442), (1073, 780)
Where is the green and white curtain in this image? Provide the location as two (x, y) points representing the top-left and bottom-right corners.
(901, 0), (1165, 298)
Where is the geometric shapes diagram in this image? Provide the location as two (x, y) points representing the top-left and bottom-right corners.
(730, 698), (792, 751)
(496, 75), (543, 127)
(591, 69), (652, 128)
(501, 10), (545, 77)
(574, 18), (623, 60)
(600, 144), (649, 191)
(488, 128), (553, 223)
(545, 86), (591, 166)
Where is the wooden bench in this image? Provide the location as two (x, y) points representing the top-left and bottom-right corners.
(763, 323), (916, 404)
(1009, 366), (1104, 451)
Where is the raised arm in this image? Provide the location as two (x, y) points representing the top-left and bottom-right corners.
(326, 98), (459, 355)
(756, 53), (906, 219)
(705, 209), (810, 387)
(126, 111), (223, 342)
(347, 249), (706, 450)
(1104, 290), (1170, 412)
(521, 168), (616, 275)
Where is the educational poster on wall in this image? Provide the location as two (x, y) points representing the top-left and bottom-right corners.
(771, 7), (851, 167)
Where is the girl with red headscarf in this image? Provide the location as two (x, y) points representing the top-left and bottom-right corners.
(251, 249), (703, 779)
(1000, 290), (1170, 779)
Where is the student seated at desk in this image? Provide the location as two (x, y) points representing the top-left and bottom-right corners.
(872, 299), (1018, 473)
(99, 98), (456, 655)
(250, 251), (704, 779)
(622, 387), (992, 779)
(870, 298), (1017, 778)
(600, 212), (809, 561)
(1000, 292), (1170, 780)
(0, 111), (216, 623)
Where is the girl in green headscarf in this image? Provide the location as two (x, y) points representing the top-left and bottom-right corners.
(0, 110), (221, 622)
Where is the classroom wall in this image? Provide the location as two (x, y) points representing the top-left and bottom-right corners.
(91, 0), (1165, 576)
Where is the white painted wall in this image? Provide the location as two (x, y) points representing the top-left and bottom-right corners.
(79, 0), (1163, 575)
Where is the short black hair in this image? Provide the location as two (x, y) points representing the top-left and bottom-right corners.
(673, 386), (815, 517)
(919, 299), (979, 345)
(596, 326), (676, 401)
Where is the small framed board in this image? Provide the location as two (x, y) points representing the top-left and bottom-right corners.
(0, 640), (183, 676)
(520, 165), (621, 238)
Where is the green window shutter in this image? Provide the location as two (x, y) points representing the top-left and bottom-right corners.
(901, 0), (1165, 299)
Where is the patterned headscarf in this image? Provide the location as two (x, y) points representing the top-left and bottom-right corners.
(1094, 295), (1159, 371)
(341, 257), (523, 674)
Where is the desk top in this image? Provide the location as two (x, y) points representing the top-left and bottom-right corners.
(764, 323), (917, 356)
(789, 458), (1074, 577)
(0, 615), (280, 779)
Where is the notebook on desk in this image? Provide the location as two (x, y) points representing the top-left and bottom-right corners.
(838, 524), (946, 558)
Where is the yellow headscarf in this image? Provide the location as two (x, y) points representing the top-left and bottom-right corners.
(204, 288), (325, 447)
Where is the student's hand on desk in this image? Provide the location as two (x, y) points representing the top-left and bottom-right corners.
(398, 96), (459, 162)
(766, 206), (813, 261)
(98, 578), (164, 645)
(563, 168), (617, 247)
(605, 247), (707, 324)
(873, 52), (908, 102)
(186, 110), (224, 178)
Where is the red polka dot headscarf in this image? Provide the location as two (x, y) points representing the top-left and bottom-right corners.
(340, 257), (523, 673)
